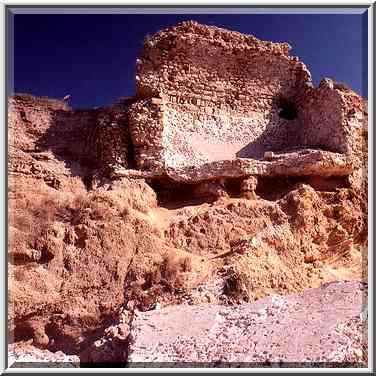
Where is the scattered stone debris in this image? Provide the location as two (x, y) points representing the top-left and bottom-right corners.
(128, 281), (367, 366)
(9, 342), (79, 368)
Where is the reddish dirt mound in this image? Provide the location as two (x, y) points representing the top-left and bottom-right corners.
(8, 93), (367, 364)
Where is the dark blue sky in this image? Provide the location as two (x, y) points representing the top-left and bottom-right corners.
(12, 13), (367, 108)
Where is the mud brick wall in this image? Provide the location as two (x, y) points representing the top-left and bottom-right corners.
(339, 86), (367, 167)
(298, 79), (348, 154)
(10, 23), (366, 182)
(132, 21), (313, 170)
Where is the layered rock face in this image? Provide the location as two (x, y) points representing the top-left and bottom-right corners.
(129, 21), (367, 183)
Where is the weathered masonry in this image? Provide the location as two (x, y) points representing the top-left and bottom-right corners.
(127, 21), (366, 183)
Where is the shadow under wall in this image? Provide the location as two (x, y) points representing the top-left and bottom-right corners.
(34, 108), (99, 188)
(34, 104), (133, 189)
(236, 108), (302, 160)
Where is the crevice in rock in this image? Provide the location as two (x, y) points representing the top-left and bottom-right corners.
(38, 245), (55, 264)
(148, 178), (207, 209)
(256, 175), (350, 201)
(11, 323), (34, 343)
(82, 175), (94, 191)
(149, 174), (350, 208)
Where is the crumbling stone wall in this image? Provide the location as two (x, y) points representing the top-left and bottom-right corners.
(297, 78), (366, 162)
(128, 98), (165, 173)
(131, 21), (313, 171)
(9, 94), (132, 180)
(10, 22), (366, 186)
(129, 21), (366, 180)
(90, 102), (131, 174)
(8, 94), (70, 152)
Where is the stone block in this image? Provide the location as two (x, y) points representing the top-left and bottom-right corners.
(264, 151), (274, 161)
(151, 98), (162, 105)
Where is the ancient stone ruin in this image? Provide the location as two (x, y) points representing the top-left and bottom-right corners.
(125, 21), (366, 187)
(7, 21), (368, 366)
(9, 21), (367, 195)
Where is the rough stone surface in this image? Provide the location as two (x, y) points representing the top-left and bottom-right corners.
(128, 281), (367, 365)
(7, 21), (368, 368)
(9, 94), (132, 186)
(166, 149), (355, 183)
(9, 342), (80, 367)
(129, 21), (367, 183)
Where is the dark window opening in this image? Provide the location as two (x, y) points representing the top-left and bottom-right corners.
(83, 175), (93, 191)
(277, 97), (298, 120)
(20, 110), (27, 122)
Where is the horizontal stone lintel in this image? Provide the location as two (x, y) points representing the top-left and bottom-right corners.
(165, 149), (356, 183)
(112, 149), (356, 184)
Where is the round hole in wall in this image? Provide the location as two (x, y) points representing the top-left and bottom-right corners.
(277, 96), (298, 120)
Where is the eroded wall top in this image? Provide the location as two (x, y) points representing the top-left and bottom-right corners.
(131, 21), (317, 174)
(128, 21), (366, 182)
(136, 20), (312, 102)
